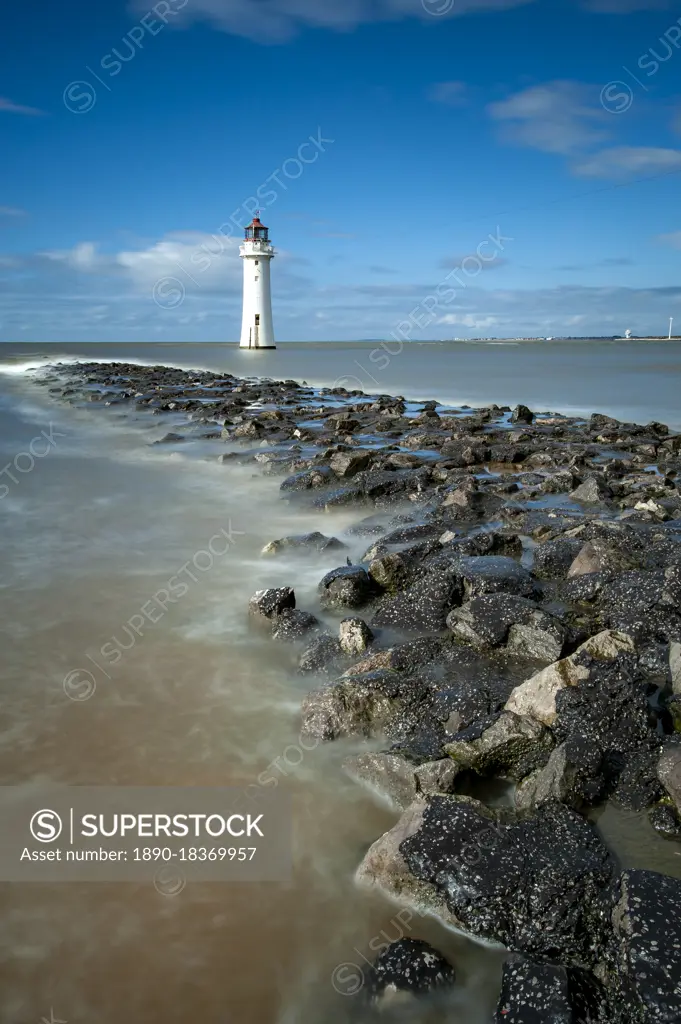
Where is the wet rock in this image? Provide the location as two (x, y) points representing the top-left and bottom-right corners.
(339, 617), (374, 656)
(570, 477), (613, 504)
(298, 633), (345, 675)
(301, 669), (412, 741)
(515, 740), (602, 812)
(366, 939), (456, 1009)
(368, 552), (412, 593)
(494, 957), (574, 1023)
(281, 466), (334, 491)
(648, 802), (681, 841)
(607, 870), (681, 1023)
(598, 567), (681, 644)
(360, 796), (614, 965)
(344, 751), (420, 809)
(670, 641), (681, 695)
(329, 449), (372, 478)
(567, 539), (637, 578)
(248, 587), (296, 624)
(657, 744), (681, 814)
(261, 532), (345, 556)
(448, 594), (565, 664)
(511, 404), (534, 425)
(271, 609), (319, 643)
(445, 711), (554, 782)
(318, 566), (375, 610)
(456, 555), (536, 600)
(505, 630), (636, 727)
(371, 570), (463, 632)
(533, 538), (584, 579)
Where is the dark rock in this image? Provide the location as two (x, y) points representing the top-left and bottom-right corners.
(361, 797), (615, 965)
(607, 870), (681, 1023)
(648, 803), (681, 841)
(261, 532), (345, 556)
(329, 449), (372, 477)
(271, 609), (319, 643)
(366, 939), (456, 1008)
(298, 633), (345, 675)
(570, 477), (613, 504)
(248, 587), (295, 624)
(494, 956), (575, 1023)
(511, 404), (534, 424)
(318, 566), (375, 610)
(371, 570), (463, 632)
(447, 593), (565, 663)
(445, 711), (554, 782)
(533, 538), (585, 579)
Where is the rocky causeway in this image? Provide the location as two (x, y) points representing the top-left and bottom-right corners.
(34, 360), (681, 1023)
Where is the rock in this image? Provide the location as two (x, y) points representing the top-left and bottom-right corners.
(505, 630), (636, 727)
(261, 532), (345, 556)
(648, 803), (681, 841)
(447, 594), (565, 664)
(301, 669), (410, 741)
(657, 744), (681, 814)
(318, 566), (375, 610)
(359, 796), (614, 965)
(344, 752), (420, 809)
(280, 466), (334, 491)
(366, 939), (456, 1009)
(671, 641), (681, 695)
(368, 553), (412, 593)
(570, 477), (612, 504)
(338, 617), (374, 656)
(298, 633), (345, 675)
(248, 587), (296, 624)
(511, 404), (534, 425)
(271, 609), (319, 643)
(329, 449), (372, 478)
(567, 539), (635, 578)
(456, 555), (536, 600)
(607, 870), (681, 1023)
(533, 538), (584, 579)
(371, 570), (463, 632)
(494, 956), (575, 1023)
(598, 567), (681, 644)
(445, 711), (554, 782)
(515, 740), (603, 812)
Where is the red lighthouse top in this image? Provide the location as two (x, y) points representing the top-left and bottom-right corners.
(245, 215), (269, 242)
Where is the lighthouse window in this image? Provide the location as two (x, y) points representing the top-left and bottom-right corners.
(255, 315), (261, 326)
(255, 260), (259, 265)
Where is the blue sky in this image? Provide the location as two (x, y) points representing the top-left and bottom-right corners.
(1, 0), (680, 341)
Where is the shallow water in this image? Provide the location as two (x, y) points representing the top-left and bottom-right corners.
(0, 342), (680, 1024)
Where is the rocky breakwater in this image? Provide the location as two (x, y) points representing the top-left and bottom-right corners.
(34, 363), (681, 1021)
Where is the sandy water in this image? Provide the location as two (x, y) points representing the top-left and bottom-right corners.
(0, 342), (680, 1024)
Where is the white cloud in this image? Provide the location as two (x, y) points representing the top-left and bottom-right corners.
(428, 81), (469, 106)
(658, 231), (681, 249)
(0, 96), (44, 116)
(129, 0), (536, 41)
(574, 146), (681, 178)
(487, 81), (607, 155)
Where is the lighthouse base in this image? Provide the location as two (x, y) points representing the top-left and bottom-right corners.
(239, 345), (277, 350)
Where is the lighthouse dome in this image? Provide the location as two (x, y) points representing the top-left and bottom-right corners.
(245, 216), (269, 242)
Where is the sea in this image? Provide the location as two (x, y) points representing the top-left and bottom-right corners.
(1, 339), (680, 1024)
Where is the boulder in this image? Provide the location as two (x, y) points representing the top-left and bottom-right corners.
(298, 633), (345, 675)
(607, 870), (681, 1023)
(366, 939), (456, 1009)
(359, 796), (614, 965)
(511, 404), (534, 425)
(657, 744), (681, 813)
(338, 617), (374, 656)
(598, 567), (681, 644)
(329, 449), (372, 478)
(371, 570), (463, 632)
(271, 609), (319, 643)
(494, 957), (575, 1023)
(515, 740), (604, 812)
(318, 566), (375, 610)
(344, 751), (460, 810)
(570, 477), (612, 504)
(248, 587), (296, 624)
(533, 538), (584, 579)
(505, 630), (636, 727)
(301, 669), (420, 741)
(670, 641), (681, 695)
(447, 593), (565, 664)
(445, 711), (554, 782)
(261, 532), (345, 556)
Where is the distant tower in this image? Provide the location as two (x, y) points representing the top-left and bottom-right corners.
(240, 215), (276, 350)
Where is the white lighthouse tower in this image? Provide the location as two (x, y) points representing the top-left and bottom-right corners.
(239, 214), (276, 350)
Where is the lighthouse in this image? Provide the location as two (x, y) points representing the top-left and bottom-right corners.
(239, 215), (276, 350)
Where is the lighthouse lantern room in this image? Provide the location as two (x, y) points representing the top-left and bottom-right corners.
(239, 215), (276, 350)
